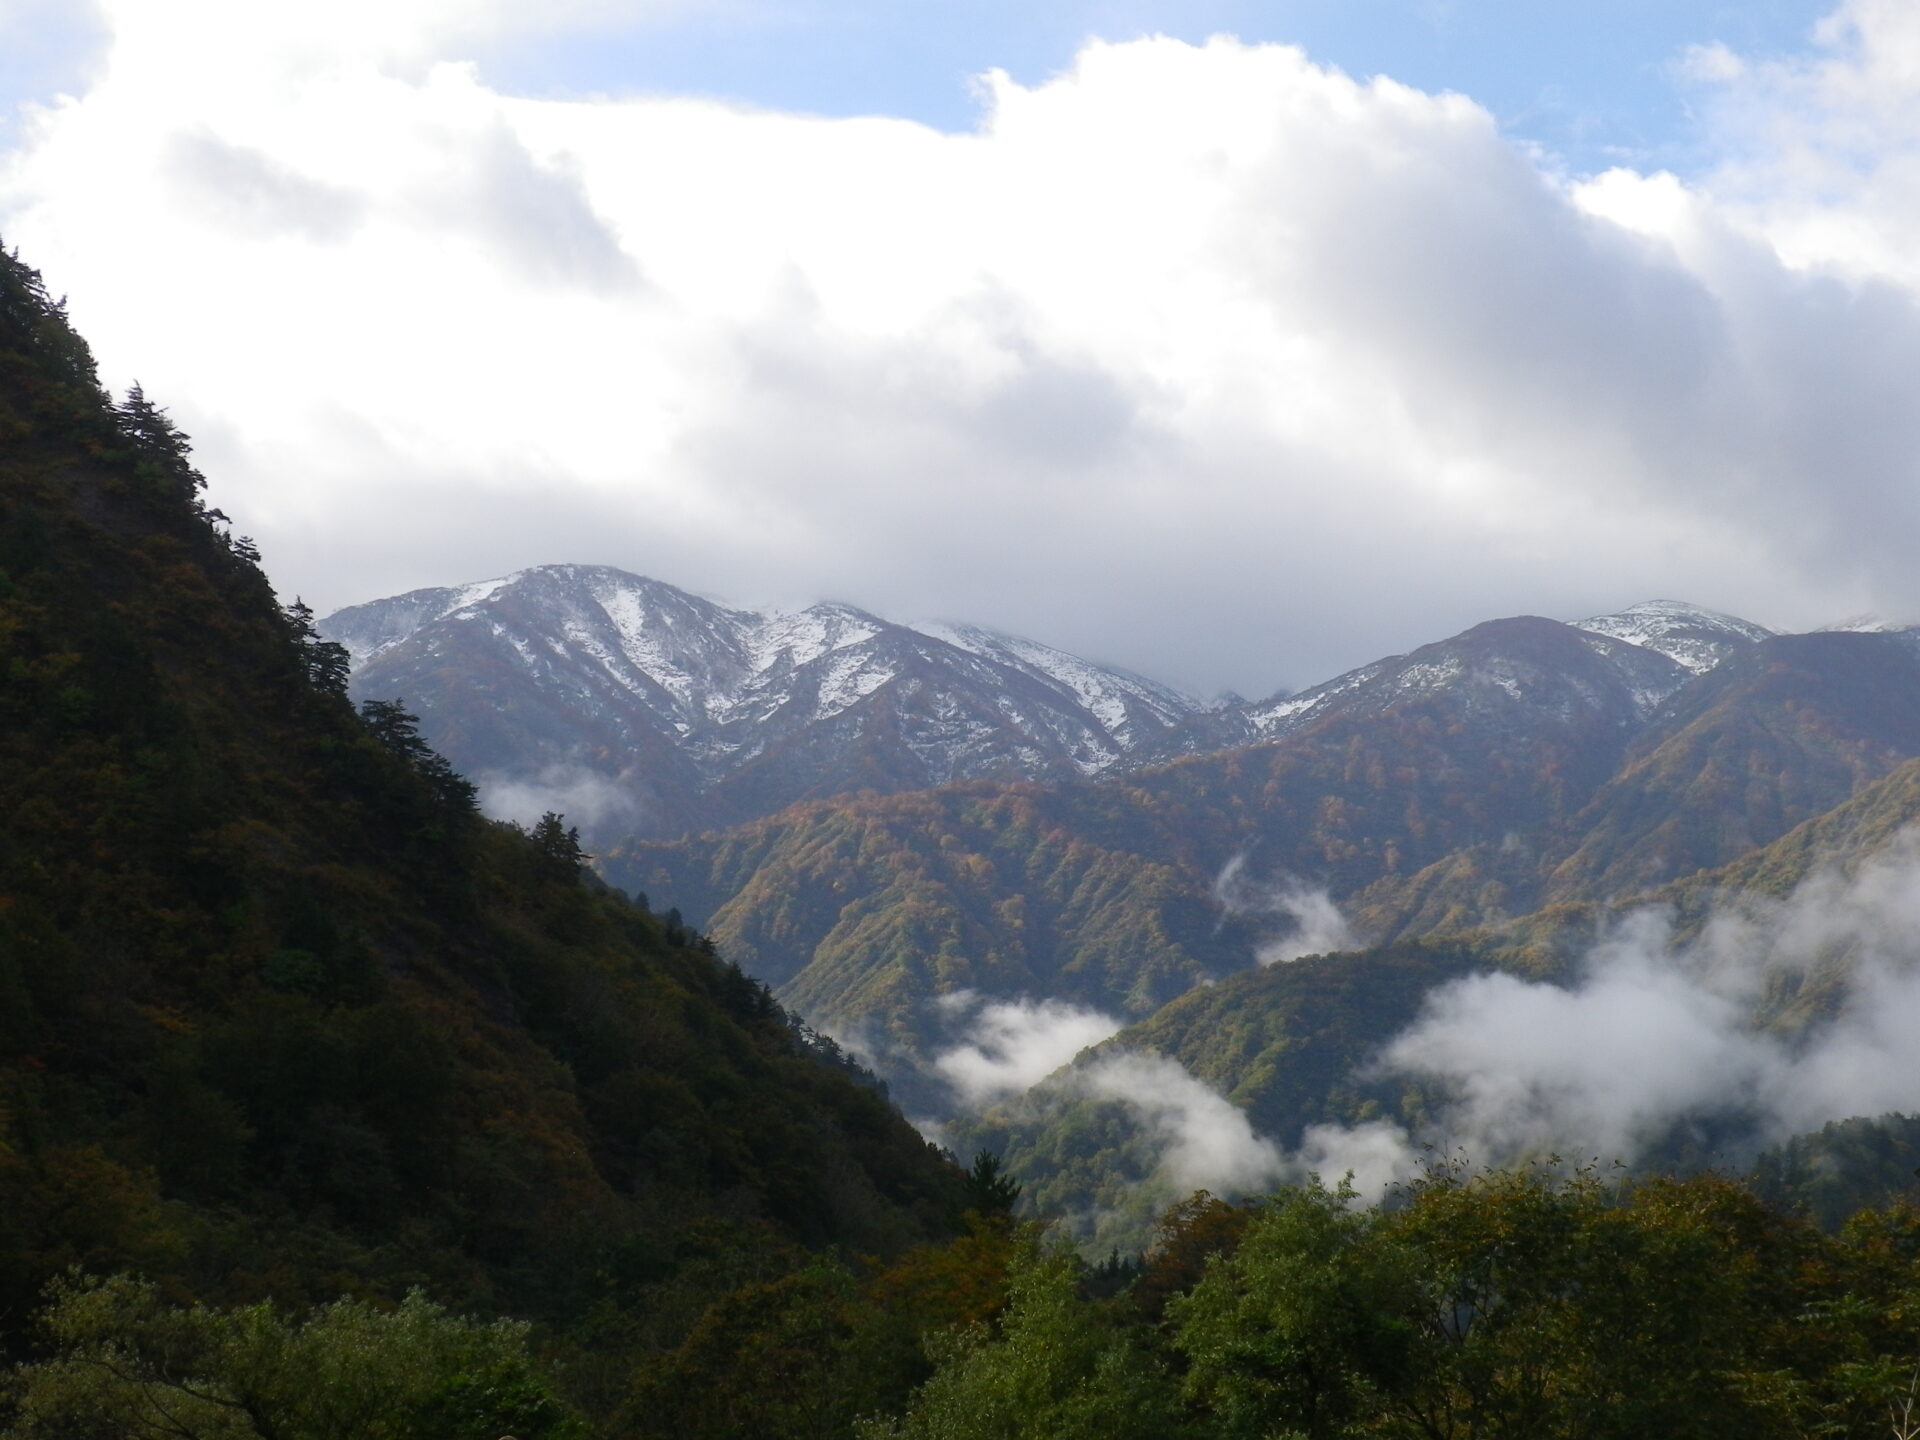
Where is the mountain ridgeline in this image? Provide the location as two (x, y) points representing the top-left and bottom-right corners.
(593, 608), (1920, 1072)
(321, 566), (1204, 841)
(318, 568), (1791, 853)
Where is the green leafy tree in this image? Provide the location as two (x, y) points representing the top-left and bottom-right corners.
(1134, 1190), (1254, 1321)
(860, 1242), (1186, 1440)
(1170, 1179), (1419, 1440)
(2, 1273), (583, 1439)
(1373, 1166), (1810, 1440)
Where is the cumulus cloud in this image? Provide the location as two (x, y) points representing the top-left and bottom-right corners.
(14, 7), (1920, 690)
(165, 130), (364, 241)
(1675, 0), (1920, 286)
(933, 992), (1125, 1104)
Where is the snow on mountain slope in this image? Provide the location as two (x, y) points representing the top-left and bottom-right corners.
(1572, 600), (1771, 676)
(320, 566), (1211, 837)
(1242, 657), (1395, 737)
(323, 574), (1806, 843)
(325, 575), (520, 669)
(1235, 617), (1690, 746)
(921, 623), (1196, 748)
(1147, 603), (1762, 762)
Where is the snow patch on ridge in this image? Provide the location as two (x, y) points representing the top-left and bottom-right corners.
(321, 566), (1217, 786)
(922, 621), (1199, 766)
(1245, 658), (1393, 735)
(1817, 614), (1916, 635)
(1573, 600), (1771, 675)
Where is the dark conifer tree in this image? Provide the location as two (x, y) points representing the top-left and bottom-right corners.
(114, 382), (207, 506)
(282, 597), (352, 698)
(963, 1151), (1023, 1218)
(358, 696), (478, 811)
(531, 810), (586, 881)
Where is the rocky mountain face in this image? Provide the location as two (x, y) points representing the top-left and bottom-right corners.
(321, 565), (1208, 840)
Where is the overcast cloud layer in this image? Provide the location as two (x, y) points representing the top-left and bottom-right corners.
(8, 2), (1920, 691)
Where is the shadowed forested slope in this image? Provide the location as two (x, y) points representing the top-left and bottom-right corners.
(0, 246), (965, 1353)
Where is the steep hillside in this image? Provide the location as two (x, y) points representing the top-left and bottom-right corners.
(608, 783), (1267, 1114)
(988, 756), (1920, 1245)
(1537, 632), (1920, 904)
(1489, 755), (1920, 1025)
(0, 249), (963, 1338)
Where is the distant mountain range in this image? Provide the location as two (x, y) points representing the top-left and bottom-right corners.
(321, 565), (1207, 839)
(319, 567), (1795, 842)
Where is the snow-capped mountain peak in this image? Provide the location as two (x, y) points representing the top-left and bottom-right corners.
(1571, 600), (1772, 675)
(1816, 614), (1918, 635)
(320, 566), (1213, 838)
(919, 622), (1197, 744)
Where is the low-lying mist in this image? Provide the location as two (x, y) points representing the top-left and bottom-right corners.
(933, 992), (1126, 1105)
(1213, 852), (1362, 964)
(478, 762), (646, 837)
(1299, 832), (1920, 1193)
(959, 832), (1920, 1240)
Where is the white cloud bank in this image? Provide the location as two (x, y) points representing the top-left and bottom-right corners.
(1302, 832), (1920, 1193)
(11, 4), (1920, 691)
(933, 993), (1285, 1198)
(1078, 1052), (1286, 1197)
(934, 992), (1125, 1105)
(475, 760), (648, 834)
(1002, 834), (1920, 1214)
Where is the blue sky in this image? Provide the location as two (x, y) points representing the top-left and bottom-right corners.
(4, 0), (1829, 173)
(391, 2), (1824, 172)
